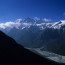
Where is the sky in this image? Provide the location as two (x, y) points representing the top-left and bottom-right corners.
(0, 0), (65, 22)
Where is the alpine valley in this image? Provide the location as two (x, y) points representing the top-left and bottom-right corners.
(0, 17), (65, 56)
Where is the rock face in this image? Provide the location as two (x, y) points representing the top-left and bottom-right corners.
(0, 31), (62, 65)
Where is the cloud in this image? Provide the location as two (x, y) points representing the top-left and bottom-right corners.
(42, 18), (51, 22)
(22, 23), (32, 26)
(0, 19), (21, 29)
(0, 18), (52, 30)
(0, 19), (32, 29)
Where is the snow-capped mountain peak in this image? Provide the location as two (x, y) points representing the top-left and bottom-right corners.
(51, 20), (65, 29)
(0, 18), (65, 30)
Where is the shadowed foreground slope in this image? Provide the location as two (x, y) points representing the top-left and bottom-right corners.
(0, 31), (64, 65)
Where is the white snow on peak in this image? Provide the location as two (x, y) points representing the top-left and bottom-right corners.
(51, 20), (65, 29)
(36, 23), (53, 29)
(15, 19), (22, 23)
(0, 18), (65, 30)
(60, 20), (65, 25)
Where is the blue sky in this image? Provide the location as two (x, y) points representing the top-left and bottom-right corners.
(0, 0), (65, 22)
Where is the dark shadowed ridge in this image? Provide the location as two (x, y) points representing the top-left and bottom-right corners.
(0, 31), (64, 65)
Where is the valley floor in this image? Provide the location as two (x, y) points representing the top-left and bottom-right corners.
(26, 48), (65, 63)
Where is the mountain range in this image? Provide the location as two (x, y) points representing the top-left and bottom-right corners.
(0, 30), (63, 65)
(0, 17), (65, 56)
